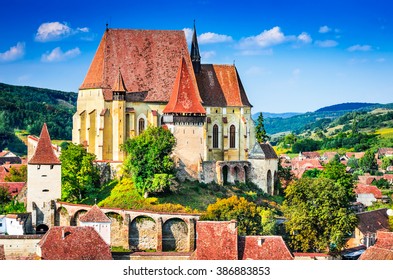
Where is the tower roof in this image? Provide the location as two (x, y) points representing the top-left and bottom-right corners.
(196, 64), (252, 107)
(112, 68), (127, 92)
(79, 205), (111, 223)
(163, 57), (206, 114)
(80, 29), (192, 102)
(29, 123), (60, 165)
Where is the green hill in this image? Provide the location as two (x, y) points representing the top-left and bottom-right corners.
(0, 82), (77, 155)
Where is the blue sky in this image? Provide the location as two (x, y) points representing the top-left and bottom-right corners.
(0, 0), (392, 113)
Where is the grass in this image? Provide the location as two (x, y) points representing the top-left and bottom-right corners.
(376, 127), (393, 139)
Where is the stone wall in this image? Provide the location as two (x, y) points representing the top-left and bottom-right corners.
(248, 158), (278, 195)
(0, 235), (42, 259)
(129, 216), (157, 251)
(162, 218), (188, 252)
(107, 212), (128, 248)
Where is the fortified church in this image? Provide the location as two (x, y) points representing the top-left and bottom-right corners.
(72, 24), (278, 192)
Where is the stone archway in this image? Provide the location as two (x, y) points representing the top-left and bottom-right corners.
(36, 224), (49, 234)
(71, 209), (87, 226)
(129, 216), (156, 251)
(162, 218), (188, 252)
(222, 165), (229, 185)
(244, 166), (249, 182)
(234, 166), (240, 183)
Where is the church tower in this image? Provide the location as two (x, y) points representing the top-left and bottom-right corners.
(190, 21), (201, 74)
(27, 123), (61, 233)
(111, 68), (127, 161)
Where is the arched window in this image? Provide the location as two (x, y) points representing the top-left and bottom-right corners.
(230, 125), (236, 148)
(213, 124), (219, 148)
(138, 118), (145, 135)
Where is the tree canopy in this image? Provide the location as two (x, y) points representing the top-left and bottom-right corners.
(255, 113), (270, 143)
(283, 161), (357, 253)
(59, 143), (100, 203)
(122, 126), (176, 197)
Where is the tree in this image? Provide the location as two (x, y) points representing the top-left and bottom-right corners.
(359, 149), (378, 174)
(201, 196), (262, 235)
(122, 126), (176, 197)
(283, 163), (357, 253)
(255, 113), (270, 143)
(4, 165), (27, 182)
(302, 168), (322, 178)
(382, 156), (393, 170)
(59, 143), (100, 203)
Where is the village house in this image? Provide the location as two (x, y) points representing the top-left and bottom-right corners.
(79, 204), (111, 244)
(377, 148), (393, 159)
(359, 231), (393, 260)
(354, 183), (383, 207)
(0, 151), (22, 165)
(346, 208), (390, 249)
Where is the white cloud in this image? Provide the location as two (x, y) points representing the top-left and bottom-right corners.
(319, 25), (331, 33)
(315, 40), (338, 48)
(41, 47), (81, 62)
(347, 44), (372, 52)
(297, 32), (312, 44)
(35, 22), (90, 42)
(201, 51), (216, 60)
(376, 58), (386, 63)
(183, 28), (232, 44)
(198, 32), (232, 44)
(239, 26), (286, 48)
(0, 42), (25, 62)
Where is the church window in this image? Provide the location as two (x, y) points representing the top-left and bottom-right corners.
(213, 124), (219, 148)
(230, 125), (236, 148)
(138, 118), (145, 135)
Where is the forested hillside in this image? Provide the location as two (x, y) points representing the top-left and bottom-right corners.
(0, 83), (77, 155)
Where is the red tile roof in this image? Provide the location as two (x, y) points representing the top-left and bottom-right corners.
(356, 209), (389, 234)
(195, 220), (238, 260)
(238, 236), (293, 260)
(374, 231), (393, 250)
(38, 226), (112, 260)
(28, 123), (60, 165)
(79, 205), (111, 223)
(80, 29), (191, 103)
(0, 182), (25, 197)
(359, 231), (393, 260)
(355, 183), (383, 199)
(301, 151), (320, 159)
(196, 64), (252, 107)
(163, 57), (205, 114)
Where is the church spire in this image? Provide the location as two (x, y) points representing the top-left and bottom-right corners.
(190, 20), (201, 74)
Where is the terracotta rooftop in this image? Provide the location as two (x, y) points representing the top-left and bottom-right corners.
(238, 236), (293, 260)
(80, 29), (192, 103)
(38, 226), (112, 260)
(355, 183), (383, 199)
(359, 231), (393, 260)
(196, 64), (252, 107)
(301, 151), (320, 159)
(0, 182), (25, 197)
(28, 123), (60, 165)
(356, 208), (389, 234)
(260, 143), (278, 159)
(79, 205), (111, 223)
(163, 57), (205, 114)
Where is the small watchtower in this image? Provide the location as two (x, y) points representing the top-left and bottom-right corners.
(26, 123), (61, 233)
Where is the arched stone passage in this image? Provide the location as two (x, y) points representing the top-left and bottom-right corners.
(234, 166), (240, 183)
(36, 224), (49, 234)
(162, 218), (188, 252)
(267, 170), (272, 195)
(222, 165), (229, 185)
(244, 166), (249, 182)
(55, 206), (69, 226)
(71, 209), (87, 226)
(129, 216), (156, 251)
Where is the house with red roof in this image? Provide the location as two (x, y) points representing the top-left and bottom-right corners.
(0, 151), (21, 165)
(80, 205), (111, 244)
(359, 231), (393, 260)
(354, 183), (382, 207)
(193, 220), (293, 260)
(37, 226), (112, 260)
(71, 24), (277, 193)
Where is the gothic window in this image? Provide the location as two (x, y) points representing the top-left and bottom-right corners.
(213, 124), (219, 148)
(230, 125), (236, 148)
(138, 118), (145, 135)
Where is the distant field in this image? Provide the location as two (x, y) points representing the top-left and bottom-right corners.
(376, 127), (393, 138)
